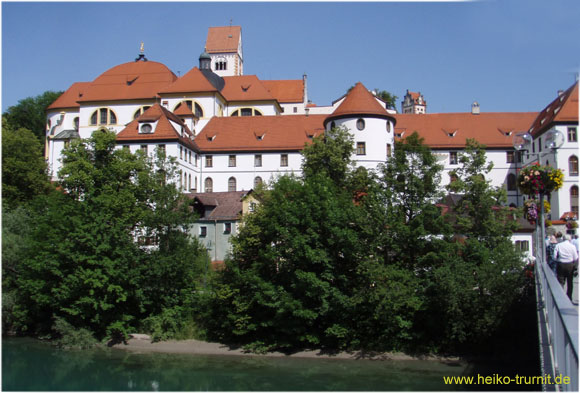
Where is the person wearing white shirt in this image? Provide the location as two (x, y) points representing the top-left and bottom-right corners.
(553, 234), (579, 301)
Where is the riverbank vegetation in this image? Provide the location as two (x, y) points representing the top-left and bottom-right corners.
(2, 108), (532, 356)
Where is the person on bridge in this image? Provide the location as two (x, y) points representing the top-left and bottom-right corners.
(553, 234), (579, 301)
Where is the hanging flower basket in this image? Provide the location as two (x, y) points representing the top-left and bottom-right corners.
(523, 199), (550, 225)
(517, 164), (564, 196)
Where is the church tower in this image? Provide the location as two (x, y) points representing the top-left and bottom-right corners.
(204, 26), (243, 77)
(401, 90), (427, 114)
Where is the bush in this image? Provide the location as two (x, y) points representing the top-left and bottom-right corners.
(142, 306), (191, 342)
(52, 317), (98, 350)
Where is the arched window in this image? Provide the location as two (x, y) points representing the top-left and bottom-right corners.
(330, 121), (336, 130)
(174, 100), (204, 118)
(571, 186), (579, 215)
(569, 155), (578, 176)
(228, 177), (237, 192)
(356, 118), (365, 130)
(215, 58), (227, 71)
(133, 106), (151, 119)
(73, 117), (79, 130)
(254, 176), (263, 188)
(204, 177), (213, 193)
(230, 108), (263, 117)
(507, 173), (516, 191)
(90, 108), (117, 126)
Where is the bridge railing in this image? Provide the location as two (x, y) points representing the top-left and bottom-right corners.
(535, 253), (578, 391)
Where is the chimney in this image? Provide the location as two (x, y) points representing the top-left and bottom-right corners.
(471, 101), (480, 115)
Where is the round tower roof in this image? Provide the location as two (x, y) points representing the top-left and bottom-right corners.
(325, 82), (395, 126)
(78, 60), (177, 102)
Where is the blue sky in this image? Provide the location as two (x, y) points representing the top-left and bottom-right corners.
(2, 1), (579, 114)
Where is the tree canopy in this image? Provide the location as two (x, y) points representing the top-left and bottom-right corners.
(3, 90), (63, 142)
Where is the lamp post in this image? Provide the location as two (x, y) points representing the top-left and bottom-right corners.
(513, 130), (565, 265)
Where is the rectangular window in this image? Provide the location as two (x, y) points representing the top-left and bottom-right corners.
(280, 154), (288, 167)
(356, 142), (366, 155)
(386, 144), (392, 157)
(200, 226), (207, 237)
(538, 137), (542, 152)
(123, 145), (130, 151)
(449, 152), (458, 165)
(293, 107), (298, 113)
(569, 127), (578, 142)
(224, 222), (232, 234)
(206, 155), (213, 168)
(241, 108), (252, 116)
(255, 154), (262, 167)
(229, 155), (236, 167)
(99, 108), (108, 125)
(140, 145), (148, 154)
(515, 240), (529, 252)
(506, 151), (515, 163)
(180, 146), (183, 160)
(158, 144), (165, 155)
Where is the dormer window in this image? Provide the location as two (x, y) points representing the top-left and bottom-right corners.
(140, 123), (153, 134)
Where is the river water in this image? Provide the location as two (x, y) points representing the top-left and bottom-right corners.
(2, 337), (469, 391)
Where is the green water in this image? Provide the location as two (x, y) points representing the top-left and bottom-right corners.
(2, 337), (468, 391)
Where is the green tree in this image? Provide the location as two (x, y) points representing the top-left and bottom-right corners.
(1, 122), (51, 208)
(425, 139), (525, 352)
(3, 90), (63, 142)
(9, 130), (205, 339)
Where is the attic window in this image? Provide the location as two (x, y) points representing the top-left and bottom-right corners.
(241, 84), (251, 92)
(207, 135), (216, 141)
(255, 132), (266, 141)
(445, 130), (458, 137)
(140, 123), (153, 134)
(126, 76), (139, 86)
(395, 131), (406, 138)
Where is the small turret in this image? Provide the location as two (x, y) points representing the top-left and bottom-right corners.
(199, 48), (211, 70)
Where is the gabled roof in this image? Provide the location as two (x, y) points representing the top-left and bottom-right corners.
(78, 60), (177, 102)
(47, 82), (91, 110)
(205, 26), (241, 54)
(325, 82), (394, 125)
(529, 81), (579, 137)
(221, 75), (276, 102)
(262, 80), (304, 103)
(394, 112), (538, 149)
(116, 104), (197, 150)
(195, 114), (326, 152)
(158, 67), (221, 94)
(186, 191), (248, 220)
(405, 91), (426, 105)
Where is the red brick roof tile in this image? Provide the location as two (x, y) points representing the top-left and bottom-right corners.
(205, 26), (241, 53)
(326, 82), (393, 125)
(221, 75), (276, 102)
(262, 80), (304, 103)
(47, 82), (91, 110)
(78, 61), (177, 102)
(116, 104), (197, 150)
(158, 67), (219, 94)
(195, 114), (326, 152)
(394, 112), (538, 148)
(529, 81), (578, 137)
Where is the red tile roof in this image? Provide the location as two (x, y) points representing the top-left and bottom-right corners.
(407, 91), (426, 105)
(325, 82), (394, 125)
(262, 80), (304, 103)
(221, 75), (276, 102)
(47, 82), (91, 110)
(78, 61), (177, 102)
(158, 67), (219, 94)
(116, 104), (197, 150)
(394, 112), (538, 148)
(195, 114), (326, 152)
(205, 26), (241, 53)
(174, 102), (195, 117)
(529, 81), (579, 137)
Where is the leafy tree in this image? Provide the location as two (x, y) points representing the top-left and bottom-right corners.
(9, 130), (205, 339)
(425, 139), (525, 352)
(1, 122), (51, 208)
(3, 90), (63, 142)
